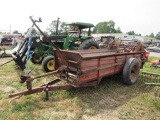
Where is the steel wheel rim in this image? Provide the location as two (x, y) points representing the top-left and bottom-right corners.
(47, 60), (54, 70)
(130, 64), (138, 80)
(89, 46), (97, 49)
(33, 54), (43, 62)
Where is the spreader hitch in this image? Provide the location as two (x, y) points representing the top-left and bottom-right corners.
(20, 74), (30, 83)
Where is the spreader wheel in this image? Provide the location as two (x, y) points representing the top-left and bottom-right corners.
(42, 56), (54, 72)
(123, 58), (140, 85)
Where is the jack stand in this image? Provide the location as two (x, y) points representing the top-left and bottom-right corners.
(44, 84), (49, 101)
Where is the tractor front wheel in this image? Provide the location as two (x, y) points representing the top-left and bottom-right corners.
(30, 53), (44, 64)
(78, 39), (100, 50)
(42, 56), (55, 72)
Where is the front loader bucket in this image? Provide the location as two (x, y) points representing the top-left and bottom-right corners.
(12, 37), (24, 52)
(12, 37), (43, 70)
(11, 35), (67, 71)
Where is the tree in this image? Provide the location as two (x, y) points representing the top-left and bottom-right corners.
(93, 21), (108, 33)
(93, 20), (122, 33)
(36, 31), (49, 36)
(126, 31), (135, 35)
(13, 30), (19, 34)
(47, 19), (69, 35)
(31, 28), (37, 34)
(155, 32), (160, 40)
(135, 34), (141, 36)
(43, 31), (49, 36)
(107, 20), (115, 33)
(149, 33), (154, 38)
(47, 20), (59, 35)
(59, 22), (69, 35)
(115, 27), (122, 33)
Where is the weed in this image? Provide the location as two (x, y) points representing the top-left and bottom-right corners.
(0, 90), (4, 100)
(151, 99), (160, 111)
(0, 57), (160, 119)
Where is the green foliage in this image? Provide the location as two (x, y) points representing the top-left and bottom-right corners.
(0, 57), (160, 119)
(149, 33), (154, 38)
(155, 32), (160, 40)
(37, 31), (49, 36)
(93, 20), (122, 33)
(47, 19), (69, 35)
(142, 56), (160, 74)
(115, 27), (122, 33)
(152, 99), (160, 111)
(12, 30), (19, 34)
(134, 34), (141, 36)
(42, 31), (49, 36)
(31, 28), (38, 35)
(47, 20), (58, 35)
(126, 31), (135, 35)
(126, 31), (142, 36)
(60, 22), (69, 35)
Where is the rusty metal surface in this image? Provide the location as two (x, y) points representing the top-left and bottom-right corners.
(8, 76), (98, 99)
(54, 44), (145, 85)
(8, 37), (147, 100)
(9, 84), (73, 98)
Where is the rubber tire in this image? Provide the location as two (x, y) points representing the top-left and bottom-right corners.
(42, 56), (54, 72)
(30, 53), (44, 64)
(78, 39), (100, 50)
(123, 58), (140, 85)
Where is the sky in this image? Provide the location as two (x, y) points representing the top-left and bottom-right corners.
(0, 0), (160, 36)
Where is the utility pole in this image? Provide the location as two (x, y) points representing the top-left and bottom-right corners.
(10, 25), (11, 34)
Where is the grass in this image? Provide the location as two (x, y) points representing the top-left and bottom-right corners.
(0, 57), (160, 119)
(142, 56), (160, 73)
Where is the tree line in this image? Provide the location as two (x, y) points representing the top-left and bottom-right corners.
(46, 20), (160, 40)
(4, 20), (160, 40)
(46, 20), (122, 35)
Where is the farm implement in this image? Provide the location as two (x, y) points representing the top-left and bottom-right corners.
(0, 41), (14, 58)
(0, 33), (23, 58)
(139, 71), (160, 98)
(8, 17), (147, 100)
(0, 46), (12, 58)
(150, 59), (160, 68)
(1, 17), (100, 73)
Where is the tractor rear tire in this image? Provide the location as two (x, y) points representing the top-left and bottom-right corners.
(78, 39), (100, 50)
(42, 56), (55, 72)
(30, 53), (44, 64)
(123, 58), (140, 85)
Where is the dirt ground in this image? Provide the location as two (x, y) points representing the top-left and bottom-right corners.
(0, 57), (160, 120)
(0, 57), (11, 64)
(0, 58), (122, 120)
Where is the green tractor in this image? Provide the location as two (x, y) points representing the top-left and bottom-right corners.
(64, 22), (99, 50)
(8, 17), (99, 73)
(31, 22), (100, 72)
